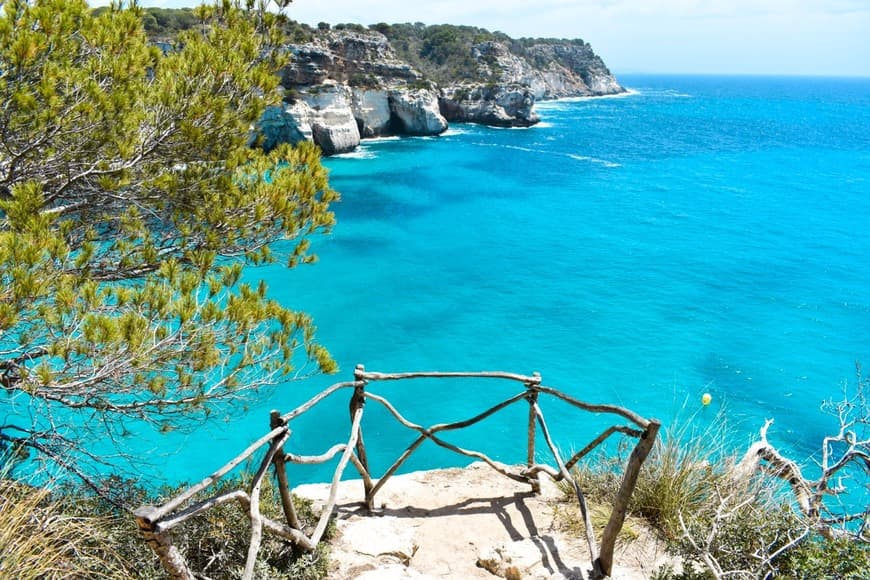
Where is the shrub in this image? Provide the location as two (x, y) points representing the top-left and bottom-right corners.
(630, 418), (731, 540)
(567, 410), (870, 578)
(349, 73), (380, 88)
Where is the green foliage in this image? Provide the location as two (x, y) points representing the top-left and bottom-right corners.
(378, 23), (509, 85)
(140, 7), (199, 38)
(650, 562), (712, 580)
(552, 496), (641, 545)
(0, 1), (337, 484)
(283, 19), (315, 44)
(630, 419), (731, 540)
(169, 477), (334, 579)
(777, 535), (870, 579)
(653, 513), (870, 579)
(374, 23), (591, 86)
(451, 87), (471, 101)
(564, 414), (731, 542)
(369, 22), (391, 36)
(334, 22), (366, 33)
(348, 73), (380, 88)
(407, 79), (434, 91)
(63, 475), (333, 579)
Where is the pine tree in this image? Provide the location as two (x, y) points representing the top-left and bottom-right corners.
(0, 0), (337, 489)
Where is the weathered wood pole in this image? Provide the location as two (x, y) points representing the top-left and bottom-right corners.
(595, 419), (661, 578)
(269, 410), (301, 532)
(352, 364), (374, 509)
(133, 505), (195, 580)
(526, 372), (541, 494)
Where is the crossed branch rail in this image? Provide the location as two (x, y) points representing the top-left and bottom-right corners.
(134, 366), (660, 579)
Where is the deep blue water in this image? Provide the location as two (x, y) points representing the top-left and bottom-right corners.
(154, 75), (870, 488)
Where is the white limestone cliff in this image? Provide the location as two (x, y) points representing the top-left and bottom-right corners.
(351, 89), (393, 137)
(388, 89), (448, 136)
(257, 28), (624, 154)
(262, 83), (360, 155)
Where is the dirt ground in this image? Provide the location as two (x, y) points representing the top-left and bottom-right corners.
(293, 462), (677, 579)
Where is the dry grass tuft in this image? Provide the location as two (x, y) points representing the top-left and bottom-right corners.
(0, 478), (128, 579)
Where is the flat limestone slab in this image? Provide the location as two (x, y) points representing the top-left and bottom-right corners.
(293, 462), (674, 579)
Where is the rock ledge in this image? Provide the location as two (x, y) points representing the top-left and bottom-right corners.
(294, 462), (675, 579)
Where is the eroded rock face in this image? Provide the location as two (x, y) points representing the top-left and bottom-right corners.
(261, 84), (360, 155)
(468, 40), (624, 100)
(351, 89), (392, 137)
(439, 85), (539, 128)
(303, 84), (361, 155)
(283, 30), (421, 87)
(388, 89), (448, 135)
(436, 39), (622, 127)
(260, 28), (623, 153)
(270, 30), (446, 152)
(282, 44), (334, 86)
(518, 41), (624, 97)
(258, 102), (311, 152)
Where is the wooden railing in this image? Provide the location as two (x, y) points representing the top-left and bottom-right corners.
(134, 365), (660, 579)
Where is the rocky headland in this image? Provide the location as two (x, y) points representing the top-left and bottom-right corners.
(259, 24), (624, 155)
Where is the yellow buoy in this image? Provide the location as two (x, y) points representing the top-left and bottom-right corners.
(701, 393), (712, 406)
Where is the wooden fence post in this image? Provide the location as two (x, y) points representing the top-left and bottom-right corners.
(526, 372), (541, 494)
(134, 505), (195, 580)
(270, 410), (301, 531)
(595, 419), (661, 578)
(352, 364), (374, 509)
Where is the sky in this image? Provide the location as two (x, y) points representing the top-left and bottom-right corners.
(96, 1), (870, 76)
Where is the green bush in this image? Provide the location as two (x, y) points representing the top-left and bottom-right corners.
(777, 535), (870, 579)
(348, 73), (380, 88)
(379, 23), (507, 85)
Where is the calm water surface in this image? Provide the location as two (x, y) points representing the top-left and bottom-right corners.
(152, 75), (870, 487)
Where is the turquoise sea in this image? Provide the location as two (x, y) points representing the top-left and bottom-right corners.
(159, 75), (870, 488)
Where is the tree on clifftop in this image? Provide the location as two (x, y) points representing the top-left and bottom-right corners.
(0, 0), (337, 492)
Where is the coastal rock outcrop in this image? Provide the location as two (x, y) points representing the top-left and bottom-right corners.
(517, 40), (624, 98)
(351, 89), (392, 137)
(453, 39), (624, 103)
(264, 30), (447, 152)
(259, 25), (624, 154)
(439, 84), (539, 127)
(388, 89), (448, 135)
(262, 83), (361, 155)
(258, 103), (310, 152)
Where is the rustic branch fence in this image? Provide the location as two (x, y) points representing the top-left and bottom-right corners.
(134, 365), (660, 579)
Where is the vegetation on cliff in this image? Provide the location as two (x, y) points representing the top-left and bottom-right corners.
(0, 463), (332, 579)
(93, 5), (316, 43)
(370, 23), (509, 84)
(559, 379), (870, 579)
(118, 8), (619, 98)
